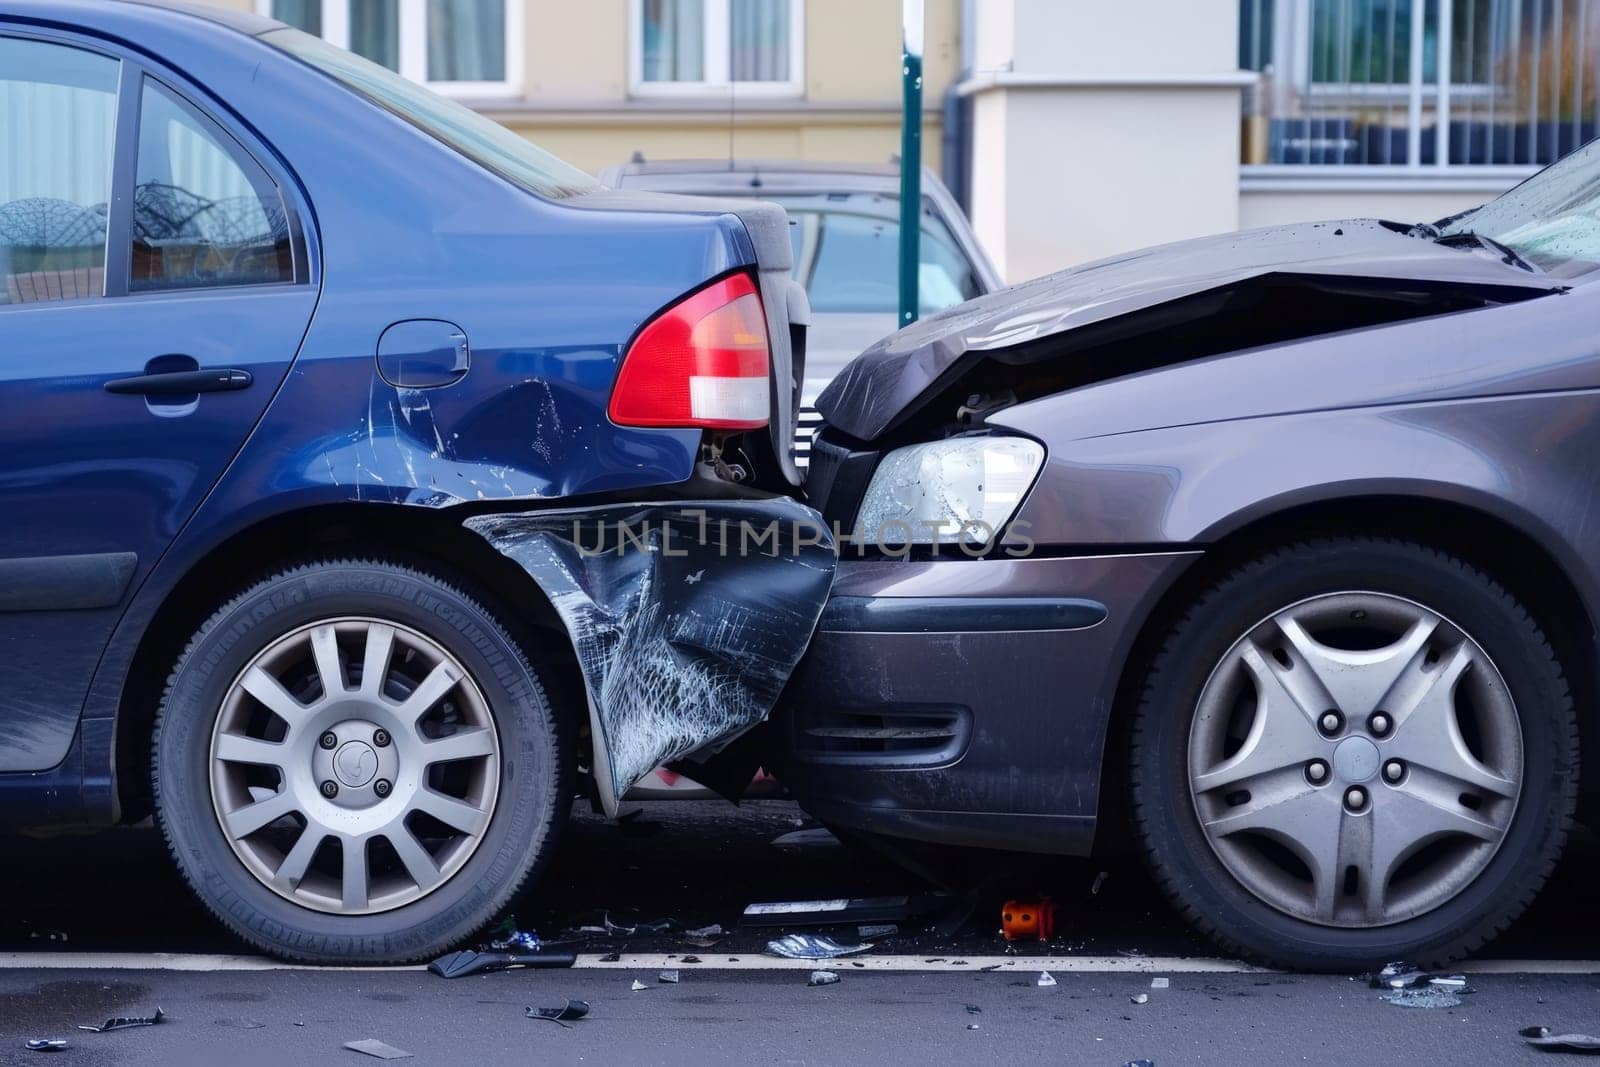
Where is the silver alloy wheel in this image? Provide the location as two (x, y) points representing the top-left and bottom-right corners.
(209, 617), (500, 915)
(1188, 592), (1522, 928)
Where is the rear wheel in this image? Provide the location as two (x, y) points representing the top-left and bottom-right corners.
(1129, 538), (1577, 969)
(153, 558), (569, 963)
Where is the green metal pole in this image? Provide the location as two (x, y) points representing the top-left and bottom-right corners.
(898, 0), (924, 328)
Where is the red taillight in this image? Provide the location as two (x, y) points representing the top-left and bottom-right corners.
(608, 272), (771, 430)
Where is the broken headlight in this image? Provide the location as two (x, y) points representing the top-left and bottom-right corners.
(854, 435), (1045, 546)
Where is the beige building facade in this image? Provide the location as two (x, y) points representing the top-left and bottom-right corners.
(200, 0), (959, 176)
(196, 2), (1596, 285)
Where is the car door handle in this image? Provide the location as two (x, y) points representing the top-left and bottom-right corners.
(104, 368), (253, 396)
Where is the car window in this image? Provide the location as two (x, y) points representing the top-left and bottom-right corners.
(261, 26), (596, 201)
(772, 194), (982, 315)
(0, 37), (119, 305)
(131, 79), (295, 293)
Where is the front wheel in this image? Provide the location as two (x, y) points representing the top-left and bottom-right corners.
(153, 558), (570, 963)
(1129, 538), (1577, 969)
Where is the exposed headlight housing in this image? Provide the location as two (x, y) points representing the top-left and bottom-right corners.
(854, 436), (1045, 546)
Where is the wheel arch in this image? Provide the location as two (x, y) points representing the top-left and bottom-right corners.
(113, 503), (590, 823)
(1096, 492), (1600, 851)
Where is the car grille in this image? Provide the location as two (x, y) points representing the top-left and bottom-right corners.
(791, 706), (970, 766)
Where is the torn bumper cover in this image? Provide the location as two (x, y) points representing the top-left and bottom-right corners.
(465, 498), (836, 814)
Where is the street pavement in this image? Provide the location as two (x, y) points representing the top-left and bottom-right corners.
(1, 800), (1598, 1064)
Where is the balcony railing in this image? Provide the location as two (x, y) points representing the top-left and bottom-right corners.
(1241, 0), (1599, 169)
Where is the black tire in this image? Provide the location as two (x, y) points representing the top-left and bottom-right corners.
(152, 558), (570, 963)
(1129, 538), (1577, 970)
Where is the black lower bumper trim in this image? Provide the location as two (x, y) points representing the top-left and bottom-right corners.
(818, 595), (1107, 633)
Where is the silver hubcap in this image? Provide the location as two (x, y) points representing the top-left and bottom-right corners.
(1188, 592), (1522, 927)
(209, 617), (500, 915)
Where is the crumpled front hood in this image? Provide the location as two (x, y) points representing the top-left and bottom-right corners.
(816, 219), (1567, 442)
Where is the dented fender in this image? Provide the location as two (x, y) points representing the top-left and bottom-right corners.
(465, 498), (836, 815)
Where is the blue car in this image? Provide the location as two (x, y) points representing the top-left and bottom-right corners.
(0, 0), (829, 962)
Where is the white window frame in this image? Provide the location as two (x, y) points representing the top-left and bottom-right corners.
(629, 0), (805, 99)
(256, 0), (523, 99)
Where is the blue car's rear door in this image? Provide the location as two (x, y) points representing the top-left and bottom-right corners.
(0, 34), (316, 771)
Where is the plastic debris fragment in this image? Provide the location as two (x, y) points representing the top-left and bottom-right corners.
(78, 1008), (165, 1033)
(965, 1005), (982, 1015)
(344, 1039), (413, 1059)
(1091, 872), (1109, 895)
(807, 970), (840, 987)
(24, 1039), (67, 1052)
(744, 895), (942, 927)
(1150, 977), (1169, 990)
(1037, 972), (1057, 988)
(766, 934), (873, 960)
(684, 924), (724, 940)
(1370, 962), (1474, 1000)
(631, 980), (648, 991)
(1370, 961), (1429, 989)
(659, 970), (680, 984)
(1131, 993), (1149, 1005)
(528, 1000), (590, 1025)
(858, 924), (899, 940)
(1521, 1026), (1600, 1053)
(428, 948), (576, 978)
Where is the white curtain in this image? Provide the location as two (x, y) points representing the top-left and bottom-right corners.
(0, 38), (118, 211)
(642, 0), (706, 81)
(352, 0), (401, 71)
(428, 0), (506, 81)
(271, 0), (322, 35)
(0, 81), (116, 209)
(731, 0), (790, 82)
(165, 113), (257, 207)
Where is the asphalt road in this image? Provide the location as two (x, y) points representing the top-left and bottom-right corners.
(2, 800), (1598, 1064)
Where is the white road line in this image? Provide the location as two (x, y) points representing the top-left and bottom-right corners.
(0, 951), (1594, 975)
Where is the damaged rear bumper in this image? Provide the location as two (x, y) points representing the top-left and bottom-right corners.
(466, 498), (836, 815)
(771, 550), (1199, 855)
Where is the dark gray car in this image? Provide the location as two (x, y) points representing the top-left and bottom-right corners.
(777, 144), (1600, 969)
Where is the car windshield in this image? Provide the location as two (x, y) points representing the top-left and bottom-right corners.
(1439, 140), (1600, 276)
(771, 193), (983, 314)
(260, 27), (597, 201)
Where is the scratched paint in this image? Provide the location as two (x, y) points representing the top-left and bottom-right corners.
(466, 498), (837, 813)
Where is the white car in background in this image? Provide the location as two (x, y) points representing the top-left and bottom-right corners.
(599, 159), (1002, 469)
